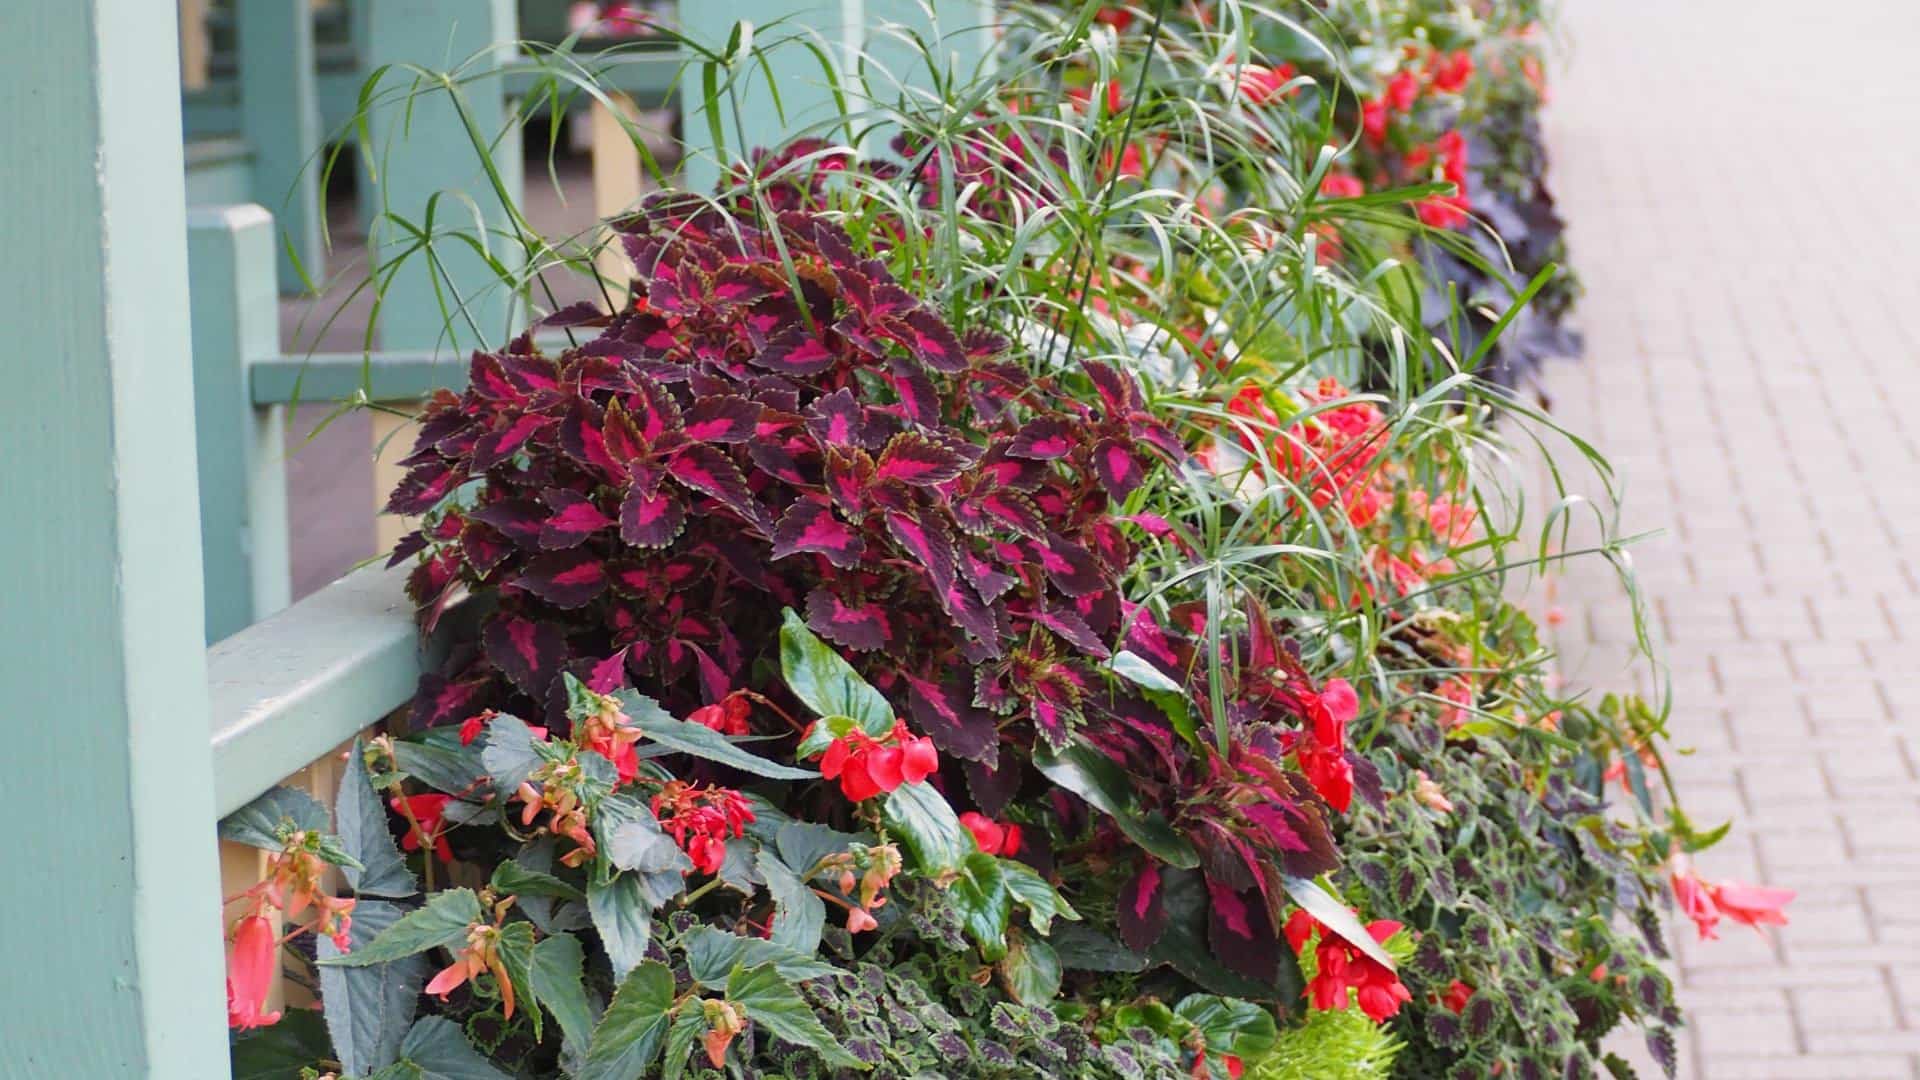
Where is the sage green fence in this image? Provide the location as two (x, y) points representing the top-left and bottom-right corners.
(1, 0), (990, 1074)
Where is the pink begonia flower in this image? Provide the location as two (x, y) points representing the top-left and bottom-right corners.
(225, 915), (283, 1030)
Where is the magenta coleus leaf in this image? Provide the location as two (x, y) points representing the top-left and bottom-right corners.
(666, 445), (759, 523)
(893, 309), (969, 373)
(1207, 881), (1281, 984)
(905, 674), (1000, 764)
(874, 432), (969, 487)
(771, 499), (866, 568)
(461, 522), (514, 576)
(1035, 606), (1111, 659)
(471, 412), (550, 471)
(682, 395), (761, 444)
(618, 485), (686, 548)
(538, 489), (614, 549)
(515, 550), (608, 609)
(754, 326), (837, 375)
(1033, 532), (1104, 596)
(1007, 417), (1075, 461)
(960, 548), (1018, 602)
(804, 587), (894, 652)
(482, 615), (569, 700)
(708, 263), (776, 310)
(471, 499), (547, 550)
(805, 388), (871, 448)
(1080, 358), (1137, 417)
(883, 507), (956, 592)
(1092, 437), (1147, 500)
(887, 356), (940, 428)
(1117, 862), (1167, 953)
(386, 462), (457, 515)
(409, 670), (490, 730)
(970, 490), (1043, 537)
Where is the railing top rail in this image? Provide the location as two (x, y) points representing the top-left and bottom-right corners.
(207, 563), (445, 817)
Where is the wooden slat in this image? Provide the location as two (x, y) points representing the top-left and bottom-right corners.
(207, 564), (449, 818)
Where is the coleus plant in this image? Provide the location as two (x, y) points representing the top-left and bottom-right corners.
(390, 194), (1180, 761)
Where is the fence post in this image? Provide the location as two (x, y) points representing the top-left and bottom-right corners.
(676, 0), (865, 192)
(238, 0), (327, 289)
(362, 0), (523, 553)
(0, 1), (230, 1075)
(862, 0), (999, 102)
(189, 205), (293, 642)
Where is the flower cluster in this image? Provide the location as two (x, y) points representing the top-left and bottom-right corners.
(814, 721), (940, 802)
(1285, 909), (1411, 1023)
(1280, 676), (1360, 813)
(513, 755), (600, 867)
(651, 780), (757, 875)
(223, 830), (357, 1029)
(425, 898), (519, 1016)
(959, 811), (1023, 857)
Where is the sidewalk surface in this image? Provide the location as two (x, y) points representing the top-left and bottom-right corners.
(1541, 2), (1920, 1076)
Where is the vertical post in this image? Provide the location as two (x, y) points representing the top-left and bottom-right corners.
(362, 0), (522, 553)
(0, 1), (230, 1076)
(676, 0), (864, 192)
(189, 205), (293, 642)
(238, 0), (327, 289)
(591, 92), (645, 305)
(179, 0), (210, 90)
(862, 0), (998, 103)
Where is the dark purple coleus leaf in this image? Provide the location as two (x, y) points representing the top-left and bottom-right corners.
(708, 263), (777, 311)
(886, 356), (940, 427)
(804, 587), (894, 652)
(618, 485), (686, 548)
(471, 412), (550, 471)
(1008, 417), (1075, 461)
(387, 461), (457, 515)
(1092, 437), (1147, 501)
(892, 309), (969, 373)
(461, 523), (514, 576)
(1118, 862), (1167, 953)
(882, 507), (956, 594)
(411, 669), (491, 729)
(805, 388), (871, 448)
(959, 548), (1018, 603)
(471, 498), (548, 550)
(1206, 880), (1281, 983)
(538, 489), (614, 549)
(874, 433), (969, 487)
(483, 615), (569, 700)
(755, 326), (837, 375)
(906, 674), (999, 764)
(1034, 606), (1110, 659)
(387, 529), (429, 569)
(666, 444), (759, 523)
(682, 395), (761, 443)
(1033, 532), (1105, 596)
(515, 550), (607, 608)
(771, 499), (865, 568)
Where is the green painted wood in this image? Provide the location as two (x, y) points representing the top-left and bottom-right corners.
(363, 0), (525, 353)
(238, 0), (327, 290)
(0, 1), (230, 1075)
(251, 350), (467, 404)
(184, 135), (258, 205)
(208, 564), (470, 818)
(676, 0), (865, 191)
(189, 205), (293, 643)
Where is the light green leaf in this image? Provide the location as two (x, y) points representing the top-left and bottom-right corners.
(396, 1016), (512, 1079)
(316, 901), (426, 1077)
(1000, 860), (1081, 935)
(338, 741), (416, 898)
(580, 961), (676, 1080)
(481, 715), (546, 797)
(588, 873), (654, 978)
(615, 689), (820, 780)
(998, 932), (1062, 1005)
(951, 852), (1011, 961)
(758, 849), (826, 955)
(219, 785), (331, 850)
(494, 921), (542, 1042)
(661, 1011), (707, 1080)
(1034, 743), (1199, 868)
(1174, 994), (1278, 1060)
(1108, 650), (1184, 694)
(490, 858), (585, 902)
(882, 780), (971, 875)
(779, 608), (893, 734)
(726, 963), (859, 1067)
(1282, 875), (1395, 971)
(322, 889), (480, 967)
(682, 925), (837, 986)
(531, 932), (597, 1059)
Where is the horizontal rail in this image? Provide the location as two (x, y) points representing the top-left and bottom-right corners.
(207, 563), (455, 817)
(250, 351), (459, 404)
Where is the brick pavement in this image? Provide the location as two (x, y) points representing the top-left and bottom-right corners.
(1538, 2), (1920, 1076)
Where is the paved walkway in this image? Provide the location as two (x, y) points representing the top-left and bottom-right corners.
(1541, 2), (1920, 1076)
